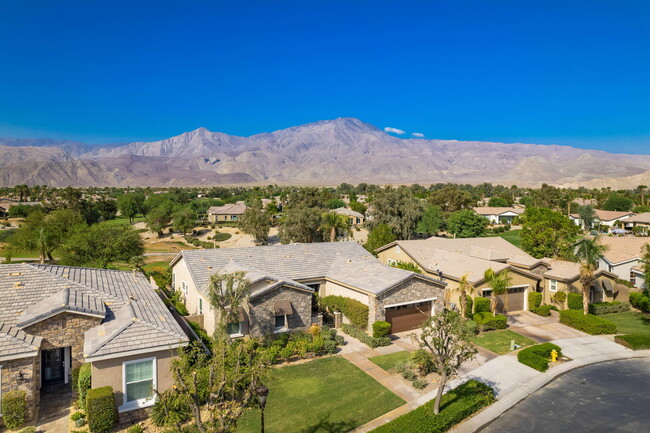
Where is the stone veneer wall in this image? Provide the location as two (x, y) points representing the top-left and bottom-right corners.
(248, 287), (312, 337)
(1, 356), (38, 420)
(369, 279), (446, 333)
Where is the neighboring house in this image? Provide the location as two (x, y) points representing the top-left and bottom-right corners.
(170, 242), (446, 335)
(473, 207), (524, 224)
(0, 264), (189, 421)
(569, 209), (634, 230)
(333, 207), (365, 226)
(623, 212), (650, 235)
(207, 201), (248, 223)
(541, 259), (621, 306)
(596, 236), (649, 290)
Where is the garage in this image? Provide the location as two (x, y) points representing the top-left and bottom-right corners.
(385, 301), (432, 333)
(482, 287), (527, 314)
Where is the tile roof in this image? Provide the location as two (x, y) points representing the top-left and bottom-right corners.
(333, 207), (365, 218)
(593, 210), (634, 221)
(473, 207), (524, 216)
(542, 259), (617, 281)
(625, 212), (650, 224)
(597, 236), (650, 265)
(207, 203), (247, 215)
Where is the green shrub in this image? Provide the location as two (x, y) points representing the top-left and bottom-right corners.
(86, 386), (117, 433)
(319, 295), (369, 328)
(187, 320), (211, 348)
(551, 291), (566, 305)
(411, 349), (436, 375)
(1, 390), (27, 430)
(71, 366), (81, 393)
(614, 278), (635, 288)
(472, 312), (507, 331)
(214, 232), (232, 242)
(473, 297), (490, 313)
(71, 411), (85, 421)
(17, 427), (36, 433)
(341, 324), (391, 348)
(559, 310), (617, 335)
(588, 301), (630, 315)
(77, 362), (92, 410)
(629, 292), (650, 313)
(372, 321), (391, 338)
(615, 334), (650, 350)
(127, 424), (145, 433)
(465, 296), (473, 318)
(517, 343), (562, 372)
(528, 292), (542, 310)
(370, 380), (495, 433)
(531, 305), (553, 316)
(567, 292), (583, 310)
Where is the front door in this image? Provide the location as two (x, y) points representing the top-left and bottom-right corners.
(42, 348), (65, 385)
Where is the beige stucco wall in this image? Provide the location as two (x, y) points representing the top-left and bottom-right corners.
(541, 274), (618, 307)
(377, 245), (416, 267)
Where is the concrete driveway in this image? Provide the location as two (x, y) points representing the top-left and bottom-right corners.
(507, 311), (587, 342)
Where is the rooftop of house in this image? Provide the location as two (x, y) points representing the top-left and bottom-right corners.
(625, 212), (650, 224)
(543, 259), (617, 283)
(0, 263), (188, 361)
(333, 207), (365, 218)
(597, 236), (650, 265)
(473, 207), (524, 216)
(207, 202), (248, 215)
(171, 241), (444, 296)
(570, 209), (634, 222)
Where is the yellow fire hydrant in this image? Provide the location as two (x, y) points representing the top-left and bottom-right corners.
(550, 349), (558, 362)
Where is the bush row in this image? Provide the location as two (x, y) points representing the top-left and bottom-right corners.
(528, 292), (542, 310)
(342, 324), (391, 348)
(319, 295), (369, 328)
(1, 390), (27, 430)
(588, 301), (630, 315)
(78, 363), (92, 410)
(370, 380), (495, 433)
(559, 310), (617, 335)
(531, 305), (555, 317)
(465, 296), (473, 318)
(472, 312), (507, 331)
(615, 334), (650, 350)
(567, 292), (584, 310)
(183, 235), (216, 249)
(257, 326), (344, 363)
(517, 343), (562, 372)
(630, 292), (650, 314)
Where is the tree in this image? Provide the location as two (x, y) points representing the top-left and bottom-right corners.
(319, 212), (351, 242)
(117, 193), (145, 223)
(147, 203), (174, 237)
(641, 244), (650, 290)
(638, 185), (647, 206)
(633, 205), (650, 214)
(239, 205), (272, 245)
(206, 271), (252, 335)
(574, 238), (608, 315)
(13, 184), (31, 202)
(458, 274), (475, 318)
(326, 198), (346, 209)
(446, 209), (488, 238)
(483, 268), (512, 316)
(487, 197), (509, 207)
(416, 205), (444, 236)
(363, 223), (396, 254)
(429, 186), (473, 213)
(520, 207), (580, 259)
(411, 311), (477, 415)
(366, 187), (423, 239)
(603, 195), (633, 212)
(278, 204), (323, 244)
(60, 224), (145, 268)
(389, 260), (422, 273)
(93, 197), (118, 222)
(173, 206), (197, 235)
(578, 205), (597, 230)
(349, 200), (367, 215)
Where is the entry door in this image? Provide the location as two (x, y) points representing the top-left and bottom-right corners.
(42, 348), (65, 385)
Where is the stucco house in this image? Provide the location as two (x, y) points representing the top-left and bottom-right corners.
(170, 242), (446, 335)
(595, 236), (649, 290)
(473, 207), (524, 224)
(540, 259), (622, 305)
(333, 207), (365, 226)
(0, 264), (189, 422)
(207, 201), (248, 223)
(569, 209), (634, 230)
(623, 212), (650, 235)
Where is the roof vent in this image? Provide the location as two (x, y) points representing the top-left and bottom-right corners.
(8, 272), (22, 276)
(129, 295), (137, 301)
(347, 259), (353, 263)
(13, 282), (23, 288)
(207, 266), (213, 270)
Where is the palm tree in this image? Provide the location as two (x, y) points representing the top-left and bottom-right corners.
(638, 185), (647, 206)
(319, 212), (352, 242)
(575, 238), (608, 315)
(458, 274), (475, 318)
(483, 268), (512, 316)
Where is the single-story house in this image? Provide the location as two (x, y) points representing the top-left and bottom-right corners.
(541, 259), (622, 306)
(207, 201), (248, 223)
(0, 264), (189, 422)
(595, 236), (649, 290)
(333, 207), (365, 226)
(569, 209), (634, 229)
(473, 207), (524, 224)
(170, 242), (446, 335)
(623, 212), (650, 235)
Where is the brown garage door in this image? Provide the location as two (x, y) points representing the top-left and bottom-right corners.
(385, 301), (432, 333)
(484, 287), (526, 314)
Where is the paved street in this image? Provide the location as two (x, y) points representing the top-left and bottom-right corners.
(481, 358), (650, 433)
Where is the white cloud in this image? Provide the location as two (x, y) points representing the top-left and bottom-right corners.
(412, 132), (425, 138)
(384, 127), (405, 135)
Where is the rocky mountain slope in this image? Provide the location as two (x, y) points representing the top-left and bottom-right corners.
(1, 118), (648, 187)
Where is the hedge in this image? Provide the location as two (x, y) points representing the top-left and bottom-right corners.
(528, 292), (542, 310)
(465, 296), (473, 318)
(517, 343), (562, 372)
(567, 292), (584, 310)
(588, 301), (630, 315)
(86, 386), (118, 433)
(1, 390), (27, 430)
(320, 295), (369, 328)
(531, 305), (553, 317)
(472, 312), (507, 331)
(473, 297), (490, 313)
(78, 363), (92, 410)
(71, 366), (81, 393)
(341, 324), (391, 348)
(372, 321), (391, 338)
(630, 292), (650, 314)
(370, 380), (495, 433)
(615, 334), (650, 350)
(559, 310), (617, 335)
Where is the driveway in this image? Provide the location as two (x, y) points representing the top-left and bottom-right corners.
(480, 358), (650, 432)
(507, 311), (587, 342)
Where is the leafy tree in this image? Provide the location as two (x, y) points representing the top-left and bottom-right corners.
(207, 271), (252, 335)
(13, 184), (31, 202)
(239, 205), (272, 245)
(326, 198), (346, 209)
(578, 205), (597, 229)
(117, 193), (145, 223)
(173, 206), (197, 235)
(60, 224), (145, 268)
(575, 238), (608, 315)
(603, 195), (633, 212)
(429, 186), (474, 213)
(520, 207), (580, 258)
(363, 223), (396, 254)
(633, 205), (650, 214)
(446, 209), (488, 238)
(411, 311), (477, 415)
(389, 260), (422, 273)
(319, 212), (351, 242)
(278, 204), (323, 244)
(366, 187), (423, 239)
(487, 197), (509, 207)
(458, 274), (476, 317)
(349, 200), (367, 215)
(147, 202), (174, 237)
(641, 244), (650, 290)
(7, 204), (38, 218)
(92, 197), (118, 222)
(416, 205), (444, 236)
(483, 268), (512, 316)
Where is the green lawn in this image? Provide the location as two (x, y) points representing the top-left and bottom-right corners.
(101, 215), (146, 226)
(475, 329), (536, 355)
(141, 261), (170, 274)
(237, 357), (404, 433)
(602, 312), (650, 335)
(488, 229), (522, 248)
(369, 351), (411, 372)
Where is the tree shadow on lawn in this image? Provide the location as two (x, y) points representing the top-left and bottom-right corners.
(298, 413), (357, 433)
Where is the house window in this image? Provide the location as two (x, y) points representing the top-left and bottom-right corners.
(232, 215), (238, 221)
(227, 321), (243, 337)
(274, 315), (288, 333)
(198, 297), (203, 315)
(123, 358), (156, 410)
(172, 272), (175, 288)
(181, 281), (188, 297)
(549, 279), (558, 292)
(396, 246), (401, 254)
(630, 271), (636, 286)
(356, 218), (361, 224)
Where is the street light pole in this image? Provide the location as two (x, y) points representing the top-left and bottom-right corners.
(255, 385), (269, 433)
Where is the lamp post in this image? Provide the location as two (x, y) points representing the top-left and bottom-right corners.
(255, 385), (269, 433)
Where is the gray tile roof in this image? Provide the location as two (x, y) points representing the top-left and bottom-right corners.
(173, 242), (443, 296)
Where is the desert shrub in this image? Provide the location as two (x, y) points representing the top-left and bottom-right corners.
(531, 305), (553, 316)
(341, 324), (391, 348)
(372, 321), (391, 338)
(77, 362), (92, 410)
(473, 296), (490, 313)
(588, 301), (630, 315)
(71, 411), (86, 427)
(86, 386), (117, 433)
(411, 349), (436, 375)
(411, 378), (428, 390)
(567, 292), (583, 310)
(465, 296), (473, 317)
(319, 295), (369, 328)
(1, 390), (27, 430)
(615, 334), (650, 350)
(528, 292), (542, 309)
(472, 312), (507, 331)
(151, 389), (191, 428)
(559, 310), (617, 335)
(517, 343), (562, 372)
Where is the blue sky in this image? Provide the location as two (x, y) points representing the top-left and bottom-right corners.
(0, 1), (648, 154)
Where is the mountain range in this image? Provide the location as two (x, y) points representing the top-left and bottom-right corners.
(1, 117), (649, 188)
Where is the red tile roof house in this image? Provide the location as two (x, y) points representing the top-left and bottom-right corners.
(0, 264), (189, 423)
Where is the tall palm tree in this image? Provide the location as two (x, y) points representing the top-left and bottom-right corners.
(638, 185), (647, 206)
(575, 237), (608, 315)
(458, 274), (475, 318)
(319, 212), (352, 242)
(483, 268), (512, 316)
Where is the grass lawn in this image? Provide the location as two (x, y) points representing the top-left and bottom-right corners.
(488, 229), (522, 248)
(101, 215), (146, 226)
(237, 357), (404, 433)
(475, 329), (536, 355)
(141, 261), (169, 274)
(369, 351), (412, 372)
(603, 312), (650, 335)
